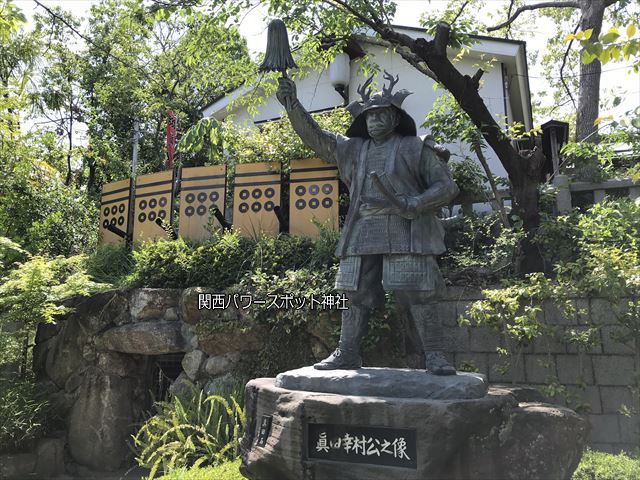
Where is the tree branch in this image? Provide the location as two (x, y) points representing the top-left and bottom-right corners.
(352, 34), (438, 82)
(560, 22), (580, 110)
(487, 1), (579, 32)
(451, 0), (471, 25)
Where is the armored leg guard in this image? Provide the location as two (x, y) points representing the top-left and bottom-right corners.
(314, 305), (370, 370)
(409, 304), (456, 376)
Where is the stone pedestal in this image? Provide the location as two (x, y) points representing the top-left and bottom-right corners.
(240, 369), (588, 480)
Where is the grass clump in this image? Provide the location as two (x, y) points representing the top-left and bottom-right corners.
(572, 449), (640, 480)
(157, 458), (243, 480)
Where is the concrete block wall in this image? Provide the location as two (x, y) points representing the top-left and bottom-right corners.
(440, 287), (639, 453)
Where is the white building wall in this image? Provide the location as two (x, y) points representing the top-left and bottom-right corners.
(210, 42), (523, 181)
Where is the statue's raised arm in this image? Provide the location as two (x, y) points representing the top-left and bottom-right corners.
(276, 77), (339, 164)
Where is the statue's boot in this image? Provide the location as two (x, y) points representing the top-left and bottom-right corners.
(314, 305), (369, 370)
(409, 304), (456, 376)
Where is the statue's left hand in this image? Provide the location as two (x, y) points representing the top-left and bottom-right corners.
(360, 195), (418, 220)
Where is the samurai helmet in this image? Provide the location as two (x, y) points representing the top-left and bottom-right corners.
(345, 71), (416, 138)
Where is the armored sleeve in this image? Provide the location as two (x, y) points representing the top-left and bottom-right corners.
(286, 102), (339, 164)
(413, 143), (459, 214)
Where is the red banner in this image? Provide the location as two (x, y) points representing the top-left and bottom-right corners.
(166, 111), (177, 170)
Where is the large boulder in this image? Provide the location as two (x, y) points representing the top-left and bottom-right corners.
(129, 288), (181, 323)
(67, 367), (135, 471)
(179, 287), (241, 325)
(182, 349), (207, 380)
(240, 378), (588, 480)
(71, 290), (131, 334)
(45, 316), (87, 388)
(94, 321), (186, 354)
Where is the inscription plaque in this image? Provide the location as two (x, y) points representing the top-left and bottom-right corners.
(307, 423), (417, 469)
(257, 415), (273, 447)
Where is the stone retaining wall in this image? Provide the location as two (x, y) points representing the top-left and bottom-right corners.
(439, 287), (639, 454)
(27, 286), (638, 476)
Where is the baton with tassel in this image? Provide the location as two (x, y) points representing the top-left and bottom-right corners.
(259, 19), (298, 110)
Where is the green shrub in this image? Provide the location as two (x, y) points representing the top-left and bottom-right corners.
(572, 449), (640, 480)
(188, 232), (255, 288)
(251, 234), (314, 275)
(158, 459), (243, 480)
(0, 254), (107, 369)
(133, 385), (245, 479)
(127, 239), (194, 288)
(0, 376), (54, 453)
(85, 244), (134, 286)
(0, 173), (98, 257)
(125, 231), (334, 290)
(441, 212), (522, 280)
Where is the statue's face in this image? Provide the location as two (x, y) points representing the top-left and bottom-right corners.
(366, 107), (398, 139)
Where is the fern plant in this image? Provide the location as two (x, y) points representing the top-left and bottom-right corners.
(132, 386), (245, 480)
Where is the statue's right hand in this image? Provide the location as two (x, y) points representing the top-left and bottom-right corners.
(276, 77), (297, 108)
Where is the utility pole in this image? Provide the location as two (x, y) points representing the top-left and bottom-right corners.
(126, 121), (140, 250)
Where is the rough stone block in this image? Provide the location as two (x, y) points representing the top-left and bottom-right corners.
(599, 386), (635, 414)
(468, 327), (501, 353)
(593, 355), (635, 386)
(68, 368), (135, 471)
(241, 378), (587, 480)
(446, 287), (483, 301)
(566, 385), (602, 414)
(94, 321), (186, 355)
(486, 353), (526, 383)
(179, 287), (241, 325)
(439, 301), (458, 327)
(182, 349), (207, 380)
(35, 438), (65, 478)
(556, 354), (594, 385)
(454, 300), (476, 324)
(574, 298), (590, 325)
(524, 354), (557, 384)
(590, 298), (617, 324)
(129, 288), (181, 322)
(0, 453), (36, 479)
(204, 352), (241, 377)
(618, 415), (640, 444)
(564, 326), (603, 355)
(532, 332), (566, 354)
(589, 414), (621, 443)
(544, 300), (576, 325)
(590, 442), (618, 454)
(600, 325), (636, 354)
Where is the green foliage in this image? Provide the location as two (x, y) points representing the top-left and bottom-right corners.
(157, 459), (243, 480)
(441, 212), (523, 279)
(127, 239), (194, 289)
(0, 131), (98, 257)
(84, 244), (135, 286)
(133, 385), (245, 480)
(0, 375), (53, 453)
(462, 199), (640, 387)
(0, 253), (107, 369)
(125, 229), (338, 290)
(178, 108), (352, 166)
(449, 158), (488, 200)
(567, 22), (639, 72)
(228, 266), (336, 329)
(572, 449), (640, 480)
(186, 233), (256, 289)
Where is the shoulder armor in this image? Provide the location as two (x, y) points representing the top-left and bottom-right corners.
(421, 135), (451, 163)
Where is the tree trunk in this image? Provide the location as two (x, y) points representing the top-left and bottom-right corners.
(575, 0), (607, 143)
(473, 144), (509, 227)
